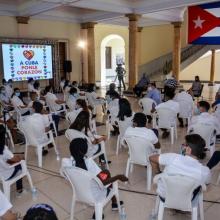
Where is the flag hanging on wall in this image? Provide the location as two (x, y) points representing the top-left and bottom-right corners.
(188, 2), (220, 44)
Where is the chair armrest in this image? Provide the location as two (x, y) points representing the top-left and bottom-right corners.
(153, 173), (165, 184)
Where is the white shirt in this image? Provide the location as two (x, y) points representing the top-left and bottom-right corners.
(28, 83), (37, 92)
(67, 95), (77, 111)
(11, 95), (25, 108)
(65, 129), (98, 157)
(61, 157), (106, 201)
(60, 81), (65, 91)
(189, 112), (220, 134)
(45, 92), (62, 112)
(118, 114), (134, 136)
(4, 85), (13, 99)
(157, 153), (211, 197)
(22, 113), (50, 143)
(156, 100), (180, 114)
(124, 127), (158, 145)
(0, 190), (12, 217)
(0, 146), (14, 180)
(107, 98), (119, 122)
(174, 91), (194, 118)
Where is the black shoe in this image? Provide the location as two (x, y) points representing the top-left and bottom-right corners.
(42, 149), (48, 156)
(48, 143), (54, 149)
(162, 131), (170, 139)
(92, 213), (104, 220)
(112, 201), (124, 211)
(179, 124), (184, 128)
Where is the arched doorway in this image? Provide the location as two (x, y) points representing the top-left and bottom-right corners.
(101, 34), (125, 86)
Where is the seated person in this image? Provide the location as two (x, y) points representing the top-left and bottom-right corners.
(133, 73), (149, 97)
(188, 75), (202, 97)
(106, 83), (120, 103)
(155, 90), (180, 138)
(60, 77), (66, 92)
(10, 88), (30, 116)
(62, 138), (128, 219)
(146, 82), (161, 105)
(0, 86), (13, 110)
(188, 101), (220, 135)
(44, 85), (65, 112)
(174, 89), (194, 127)
(0, 190), (17, 220)
(3, 79), (13, 101)
(124, 112), (160, 150)
(72, 81), (80, 93)
(27, 92), (45, 109)
(27, 78), (37, 93)
(65, 111), (107, 163)
(212, 92), (220, 110)
(67, 87), (79, 111)
(33, 80), (42, 99)
(23, 203), (58, 220)
(0, 124), (24, 194)
(149, 134), (211, 198)
(163, 75), (178, 101)
(63, 80), (71, 101)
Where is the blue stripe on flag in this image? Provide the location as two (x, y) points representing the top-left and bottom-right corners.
(200, 2), (220, 9)
(191, 37), (220, 45)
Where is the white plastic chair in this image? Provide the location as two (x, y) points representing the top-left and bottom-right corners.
(65, 131), (109, 169)
(188, 123), (216, 157)
(153, 174), (206, 220)
(138, 97), (156, 119)
(19, 123), (60, 167)
(125, 136), (155, 191)
(106, 114), (114, 140)
(116, 118), (133, 155)
(48, 113), (58, 137)
(0, 160), (34, 201)
(155, 108), (178, 145)
(63, 166), (121, 220)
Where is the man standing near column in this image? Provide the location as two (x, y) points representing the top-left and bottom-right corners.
(115, 64), (126, 90)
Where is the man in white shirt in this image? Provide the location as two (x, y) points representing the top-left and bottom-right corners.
(155, 90), (180, 138)
(67, 87), (78, 111)
(174, 89), (194, 127)
(0, 190), (16, 220)
(3, 79), (13, 100)
(124, 112), (160, 149)
(44, 85), (65, 112)
(149, 134), (211, 198)
(188, 101), (220, 134)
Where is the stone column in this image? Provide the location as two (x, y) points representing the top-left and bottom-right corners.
(172, 22), (182, 81)
(16, 16), (30, 37)
(84, 22), (97, 84)
(126, 14), (141, 89)
(209, 49), (216, 86)
(80, 24), (89, 83)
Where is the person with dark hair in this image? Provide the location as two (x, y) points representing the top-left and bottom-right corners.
(115, 63), (126, 90)
(149, 134), (211, 198)
(11, 88), (30, 116)
(65, 111), (107, 163)
(155, 90), (180, 138)
(62, 138), (128, 219)
(106, 83), (120, 102)
(188, 100), (220, 134)
(133, 73), (149, 97)
(63, 80), (71, 101)
(0, 86), (13, 110)
(124, 112), (160, 149)
(23, 203), (58, 220)
(163, 75), (178, 101)
(117, 98), (132, 121)
(3, 79), (13, 101)
(60, 76), (66, 92)
(72, 81), (80, 93)
(0, 190), (17, 220)
(33, 80), (42, 98)
(146, 82), (161, 105)
(189, 75), (202, 97)
(27, 77), (37, 93)
(0, 124), (24, 194)
(67, 87), (79, 111)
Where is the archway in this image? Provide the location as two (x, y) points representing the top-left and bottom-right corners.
(100, 34), (125, 86)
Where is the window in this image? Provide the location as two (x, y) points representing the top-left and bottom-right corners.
(105, 46), (112, 69)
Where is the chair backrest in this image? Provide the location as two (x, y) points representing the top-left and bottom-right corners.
(178, 100), (193, 118)
(156, 174), (201, 211)
(125, 136), (154, 165)
(157, 108), (177, 129)
(118, 116), (133, 137)
(188, 123), (216, 148)
(63, 166), (103, 204)
(138, 97), (156, 115)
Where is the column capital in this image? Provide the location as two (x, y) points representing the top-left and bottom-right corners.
(171, 21), (182, 28)
(16, 16), (29, 24)
(81, 22), (97, 29)
(125, 13), (141, 21)
(137, 27), (143, 32)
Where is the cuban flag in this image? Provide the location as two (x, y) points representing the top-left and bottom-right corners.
(188, 1), (220, 44)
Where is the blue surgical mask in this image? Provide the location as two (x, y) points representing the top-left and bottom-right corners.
(15, 92), (20, 97)
(194, 107), (200, 115)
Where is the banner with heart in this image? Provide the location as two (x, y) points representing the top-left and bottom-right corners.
(2, 44), (53, 81)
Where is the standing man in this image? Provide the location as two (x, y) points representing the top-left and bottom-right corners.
(115, 64), (126, 90)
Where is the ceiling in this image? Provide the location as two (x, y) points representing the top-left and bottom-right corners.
(0, 0), (217, 27)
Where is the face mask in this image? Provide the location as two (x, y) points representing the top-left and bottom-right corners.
(74, 93), (79, 98)
(194, 107), (200, 115)
(15, 92), (20, 97)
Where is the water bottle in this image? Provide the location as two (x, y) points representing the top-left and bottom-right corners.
(120, 206), (127, 220)
(31, 187), (38, 201)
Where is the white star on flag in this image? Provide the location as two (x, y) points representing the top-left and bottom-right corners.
(193, 16), (205, 29)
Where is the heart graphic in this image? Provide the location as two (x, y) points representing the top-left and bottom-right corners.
(23, 50), (34, 60)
